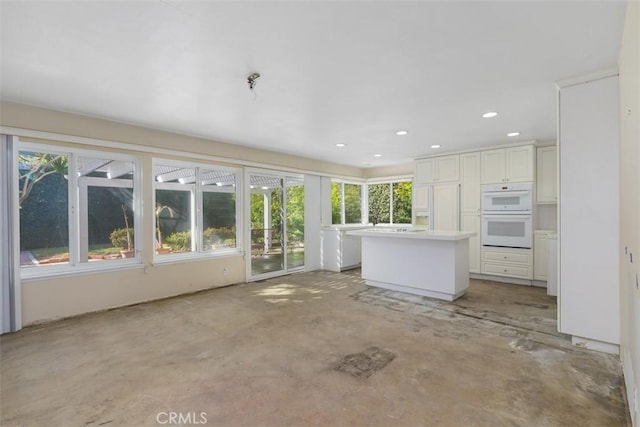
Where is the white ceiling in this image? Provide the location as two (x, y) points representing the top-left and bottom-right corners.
(0, 1), (627, 168)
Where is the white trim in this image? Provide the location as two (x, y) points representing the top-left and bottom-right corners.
(21, 262), (144, 281)
(2, 135), (22, 332)
(151, 249), (243, 266)
(1, 126), (363, 181)
(571, 335), (620, 355)
(554, 68), (619, 89)
(414, 140), (538, 161)
(365, 174), (413, 184)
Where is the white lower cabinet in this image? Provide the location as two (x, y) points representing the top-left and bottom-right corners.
(481, 246), (533, 280)
(321, 227), (365, 272)
(461, 213), (480, 273)
(533, 230), (554, 281)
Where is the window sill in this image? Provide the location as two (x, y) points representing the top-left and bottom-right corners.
(21, 259), (144, 281)
(152, 249), (243, 266)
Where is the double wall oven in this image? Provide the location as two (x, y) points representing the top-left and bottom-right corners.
(481, 182), (533, 249)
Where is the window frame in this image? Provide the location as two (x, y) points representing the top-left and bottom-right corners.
(331, 179), (365, 225)
(152, 158), (241, 263)
(19, 141), (143, 280)
(366, 178), (413, 226)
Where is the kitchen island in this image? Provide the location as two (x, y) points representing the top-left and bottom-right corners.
(346, 228), (475, 301)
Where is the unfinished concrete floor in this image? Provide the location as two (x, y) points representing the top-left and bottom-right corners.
(1, 270), (630, 426)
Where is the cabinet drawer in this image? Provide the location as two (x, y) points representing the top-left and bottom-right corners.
(482, 263), (531, 279)
(482, 249), (531, 265)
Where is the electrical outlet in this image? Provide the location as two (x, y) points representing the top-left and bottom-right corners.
(223, 267), (229, 275)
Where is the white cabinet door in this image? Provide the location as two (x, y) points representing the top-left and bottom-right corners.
(534, 233), (549, 281)
(506, 145), (534, 182)
(536, 146), (557, 203)
(460, 152), (480, 212)
(461, 213), (481, 273)
(341, 233), (362, 269)
(436, 155), (460, 182)
(433, 184), (459, 231)
(415, 155), (459, 184)
(481, 146), (534, 184)
(481, 149), (506, 184)
(414, 159), (435, 184)
(413, 185), (430, 210)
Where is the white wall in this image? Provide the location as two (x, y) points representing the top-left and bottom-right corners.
(618, 1), (640, 424)
(558, 74), (620, 348)
(304, 174), (322, 271)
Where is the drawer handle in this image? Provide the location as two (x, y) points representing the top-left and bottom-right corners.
(503, 256), (508, 259)
(504, 269), (508, 272)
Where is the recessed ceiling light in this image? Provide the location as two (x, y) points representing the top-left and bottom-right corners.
(373, 153), (382, 158)
(261, 186), (268, 190)
(396, 130), (408, 136)
(482, 111), (498, 118)
(430, 144), (441, 149)
(335, 143), (346, 147)
(507, 132), (520, 137)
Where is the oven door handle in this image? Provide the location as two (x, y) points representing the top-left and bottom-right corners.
(482, 213), (532, 218)
(482, 190), (531, 197)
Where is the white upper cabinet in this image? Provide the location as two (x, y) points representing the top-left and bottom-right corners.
(536, 145), (558, 204)
(413, 185), (430, 211)
(460, 152), (481, 213)
(481, 145), (534, 184)
(415, 155), (459, 184)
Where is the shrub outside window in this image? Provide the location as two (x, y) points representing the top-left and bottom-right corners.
(368, 180), (412, 225)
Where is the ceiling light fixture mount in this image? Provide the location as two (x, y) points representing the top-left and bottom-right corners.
(247, 73), (261, 90)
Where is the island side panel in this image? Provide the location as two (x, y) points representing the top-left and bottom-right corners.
(360, 236), (469, 300)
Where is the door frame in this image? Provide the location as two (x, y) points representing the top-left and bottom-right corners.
(245, 169), (305, 282)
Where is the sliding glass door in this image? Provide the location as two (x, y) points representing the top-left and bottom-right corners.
(247, 172), (304, 280)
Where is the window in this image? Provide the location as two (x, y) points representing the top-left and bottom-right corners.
(202, 169), (237, 251)
(154, 162), (238, 257)
(368, 180), (412, 225)
(18, 144), (140, 273)
(331, 181), (363, 225)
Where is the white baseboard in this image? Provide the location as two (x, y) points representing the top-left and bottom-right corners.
(571, 335), (620, 355)
(470, 273), (533, 287)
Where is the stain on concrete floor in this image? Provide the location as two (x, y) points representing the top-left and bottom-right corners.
(335, 346), (396, 379)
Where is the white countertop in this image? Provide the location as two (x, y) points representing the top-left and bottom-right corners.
(322, 225), (372, 231)
(347, 228), (475, 241)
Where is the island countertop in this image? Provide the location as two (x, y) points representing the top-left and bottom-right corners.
(346, 228), (475, 241)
